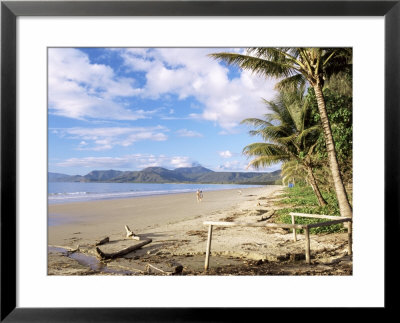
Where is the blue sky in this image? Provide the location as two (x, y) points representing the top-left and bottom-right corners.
(48, 48), (281, 175)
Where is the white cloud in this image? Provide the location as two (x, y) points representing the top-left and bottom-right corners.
(216, 160), (244, 171)
(49, 48), (277, 128)
(48, 48), (144, 120)
(56, 154), (195, 170)
(216, 160), (272, 172)
(168, 156), (194, 168)
(57, 156), (131, 169)
(118, 48), (277, 130)
(55, 126), (168, 150)
(219, 150), (233, 158)
(176, 129), (203, 137)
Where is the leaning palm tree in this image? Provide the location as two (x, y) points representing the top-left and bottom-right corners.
(281, 159), (330, 206)
(210, 48), (352, 217)
(281, 160), (307, 186)
(242, 86), (327, 206)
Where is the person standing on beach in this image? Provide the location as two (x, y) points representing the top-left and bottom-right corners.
(196, 189), (201, 203)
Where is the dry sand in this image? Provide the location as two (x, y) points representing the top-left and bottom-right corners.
(48, 186), (352, 275)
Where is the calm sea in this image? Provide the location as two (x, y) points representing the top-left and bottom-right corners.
(48, 182), (262, 204)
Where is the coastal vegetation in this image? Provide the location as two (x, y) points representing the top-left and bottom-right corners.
(241, 84), (328, 206)
(275, 185), (351, 234)
(210, 48), (352, 220)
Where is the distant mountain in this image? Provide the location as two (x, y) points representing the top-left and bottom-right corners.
(48, 167), (281, 185)
(174, 166), (213, 175)
(48, 172), (83, 182)
(48, 172), (71, 182)
(84, 170), (124, 181)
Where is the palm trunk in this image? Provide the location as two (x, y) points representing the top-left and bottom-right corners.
(313, 84), (352, 217)
(306, 166), (327, 206)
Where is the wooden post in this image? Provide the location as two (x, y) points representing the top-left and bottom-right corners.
(291, 214), (297, 241)
(347, 220), (352, 256)
(204, 225), (213, 271)
(304, 227), (311, 264)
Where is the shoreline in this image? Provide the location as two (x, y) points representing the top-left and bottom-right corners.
(48, 183), (264, 205)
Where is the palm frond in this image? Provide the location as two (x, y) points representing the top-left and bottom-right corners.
(275, 74), (306, 91)
(321, 48), (352, 78)
(297, 125), (321, 141)
(243, 142), (289, 158)
(209, 52), (298, 79)
(247, 155), (289, 169)
(241, 118), (273, 128)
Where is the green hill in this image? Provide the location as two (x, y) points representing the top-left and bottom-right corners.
(48, 167), (281, 185)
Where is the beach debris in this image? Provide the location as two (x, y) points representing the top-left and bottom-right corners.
(146, 262), (183, 275)
(238, 190), (242, 195)
(96, 238), (152, 260)
(247, 210), (261, 216)
(146, 263), (171, 275)
(66, 245), (80, 256)
(258, 209), (275, 222)
(172, 264), (183, 274)
(95, 237), (110, 246)
(125, 225), (140, 240)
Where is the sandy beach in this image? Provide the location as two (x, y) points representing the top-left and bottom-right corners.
(48, 185), (352, 275)
(48, 186), (277, 246)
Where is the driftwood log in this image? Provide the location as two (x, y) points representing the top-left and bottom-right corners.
(146, 264), (172, 275)
(146, 263), (183, 275)
(258, 209), (275, 222)
(96, 238), (152, 260)
(95, 237), (110, 246)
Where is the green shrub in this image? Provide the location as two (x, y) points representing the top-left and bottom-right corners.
(275, 186), (347, 234)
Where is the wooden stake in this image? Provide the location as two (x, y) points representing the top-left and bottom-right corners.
(204, 225), (213, 270)
(348, 221), (352, 256)
(291, 214), (297, 242)
(304, 227), (311, 264)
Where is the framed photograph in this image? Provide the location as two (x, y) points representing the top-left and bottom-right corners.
(1, 0), (398, 321)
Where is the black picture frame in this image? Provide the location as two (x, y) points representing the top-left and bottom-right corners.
(1, 1), (398, 321)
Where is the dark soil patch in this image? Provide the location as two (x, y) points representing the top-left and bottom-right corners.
(183, 259), (352, 276)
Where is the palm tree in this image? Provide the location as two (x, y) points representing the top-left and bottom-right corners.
(242, 86), (327, 206)
(210, 48), (352, 217)
(281, 160), (307, 186)
(281, 159), (330, 206)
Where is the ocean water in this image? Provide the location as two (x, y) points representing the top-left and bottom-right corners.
(48, 182), (262, 204)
